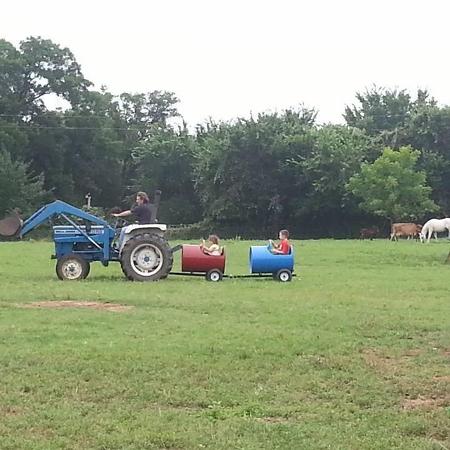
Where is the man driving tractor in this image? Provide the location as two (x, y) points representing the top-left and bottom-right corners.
(112, 191), (152, 224)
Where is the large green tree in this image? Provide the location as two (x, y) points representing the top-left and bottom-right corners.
(347, 146), (437, 222)
(344, 87), (436, 147)
(194, 109), (316, 233)
(287, 125), (376, 235)
(0, 149), (46, 216)
(0, 37), (90, 117)
(0, 38), (183, 207)
(403, 105), (450, 213)
(131, 127), (201, 223)
(0, 37), (93, 204)
(117, 90), (180, 199)
(61, 91), (125, 206)
(291, 126), (373, 212)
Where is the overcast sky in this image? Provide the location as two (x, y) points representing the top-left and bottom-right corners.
(2, 0), (450, 126)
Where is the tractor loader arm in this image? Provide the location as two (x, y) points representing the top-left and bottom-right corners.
(0, 201), (112, 238)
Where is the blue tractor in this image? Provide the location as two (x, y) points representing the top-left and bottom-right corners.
(0, 192), (173, 281)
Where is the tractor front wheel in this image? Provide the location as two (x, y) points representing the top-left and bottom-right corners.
(56, 254), (90, 281)
(120, 233), (173, 281)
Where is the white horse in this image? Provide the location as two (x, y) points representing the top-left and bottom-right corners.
(420, 218), (450, 243)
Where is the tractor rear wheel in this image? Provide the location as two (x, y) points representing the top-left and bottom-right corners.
(120, 233), (173, 281)
(56, 254), (90, 281)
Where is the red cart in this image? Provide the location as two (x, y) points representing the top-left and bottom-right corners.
(171, 244), (226, 281)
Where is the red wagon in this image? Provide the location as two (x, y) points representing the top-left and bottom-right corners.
(171, 244), (226, 281)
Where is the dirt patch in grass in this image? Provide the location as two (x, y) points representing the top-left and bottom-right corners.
(433, 376), (450, 382)
(361, 348), (424, 374)
(362, 349), (450, 411)
(1, 406), (22, 416)
(361, 348), (390, 369)
(361, 349), (403, 373)
(402, 396), (450, 410)
(22, 301), (133, 312)
(403, 349), (423, 357)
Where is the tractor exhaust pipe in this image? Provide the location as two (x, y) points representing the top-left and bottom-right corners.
(149, 190), (162, 223)
(0, 211), (23, 237)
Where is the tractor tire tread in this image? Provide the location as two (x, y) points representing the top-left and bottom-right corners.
(120, 233), (173, 282)
(56, 254), (90, 281)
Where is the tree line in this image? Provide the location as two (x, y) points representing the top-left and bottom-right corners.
(1, 37), (449, 237)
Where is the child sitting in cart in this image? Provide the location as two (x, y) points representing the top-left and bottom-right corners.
(269, 229), (291, 254)
(201, 234), (221, 256)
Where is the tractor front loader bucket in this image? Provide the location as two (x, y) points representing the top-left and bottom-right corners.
(0, 212), (22, 237)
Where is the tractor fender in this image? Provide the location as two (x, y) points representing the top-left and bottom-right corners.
(123, 224), (167, 234)
(118, 224), (167, 253)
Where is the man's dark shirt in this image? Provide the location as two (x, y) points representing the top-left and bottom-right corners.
(131, 204), (152, 224)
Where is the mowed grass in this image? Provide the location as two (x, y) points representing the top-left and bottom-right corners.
(0, 239), (449, 450)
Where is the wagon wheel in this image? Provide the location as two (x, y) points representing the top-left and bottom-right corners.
(276, 269), (292, 282)
(205, 269), (223, 282)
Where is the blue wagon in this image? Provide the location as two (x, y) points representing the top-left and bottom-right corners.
(249, 244), (294, 282)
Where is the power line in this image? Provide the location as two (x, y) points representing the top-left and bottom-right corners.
(0, 124), (432, 134)
(1, 110), (442, 120)
(0, 111), (443, 133)
(0, 113), (122, 119)
(0, 124), (161, 131)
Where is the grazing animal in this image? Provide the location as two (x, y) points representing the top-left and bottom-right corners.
(419, 218), (450, 243)
(390, 223), (422, 241)
(359, 226), (379, 240)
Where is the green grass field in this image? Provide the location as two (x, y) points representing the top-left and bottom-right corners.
(0, 239), (449, 450)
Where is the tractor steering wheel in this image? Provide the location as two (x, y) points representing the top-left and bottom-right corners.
(113, 217), (129, 229)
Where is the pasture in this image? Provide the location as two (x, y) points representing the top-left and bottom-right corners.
(0, 239), (449, 449)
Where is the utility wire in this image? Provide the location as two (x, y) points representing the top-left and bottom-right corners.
(0, 112), (426, 119)
(0, 113), (122, 119)
(0, 123), (166, 131)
